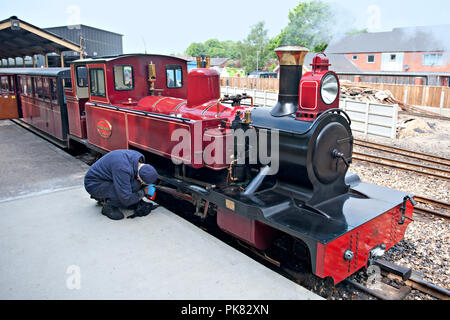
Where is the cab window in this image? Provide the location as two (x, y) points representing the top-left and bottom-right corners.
(63, 77), (72, 90)
(76, 66), (88, 87)
(166, 65), (183, 88)
(114, 65), (134, 91)
(89, 68), (106, 97)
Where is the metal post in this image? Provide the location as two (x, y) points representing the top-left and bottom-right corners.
(45, 54), (49, 68)
(33, 55), (36, 68)
(23, 56), (26, 67)
(256, 50), (259, 72)
(14, 57), (18, 67)
(60, 51), (64, 67)
(392, 104), (399, 139)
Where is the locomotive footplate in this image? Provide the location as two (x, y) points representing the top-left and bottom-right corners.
(159, 172), (414, 284)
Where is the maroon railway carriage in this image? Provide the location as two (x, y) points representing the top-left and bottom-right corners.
(0, 68), (71, 144)
(2, 48), (414, 285)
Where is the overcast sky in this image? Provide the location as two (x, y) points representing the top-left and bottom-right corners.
(3, 0), (450, 54)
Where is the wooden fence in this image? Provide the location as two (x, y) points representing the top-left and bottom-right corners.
(220, 77), (450, 109)
(357, 83), (449, 109)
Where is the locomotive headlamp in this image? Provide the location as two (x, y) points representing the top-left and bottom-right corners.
(298, 53), (340, 121)
(321, 73), (339, 104)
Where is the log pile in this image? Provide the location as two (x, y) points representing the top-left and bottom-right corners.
(340, 83), (401, 105)
(340, 83), (449, 119)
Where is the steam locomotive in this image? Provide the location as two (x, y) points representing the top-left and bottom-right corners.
(0, 46), (414, 284)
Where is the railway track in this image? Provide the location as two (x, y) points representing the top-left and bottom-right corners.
(352, 139), (450, 219)
(346, 260), (450, 300)
(354, 139), (450, 167)
(352, 151), (450, 181)
(413, 196), (450, 219)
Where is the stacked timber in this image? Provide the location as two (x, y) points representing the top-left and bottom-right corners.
(340, 83), (400, 105)
(340, 83), (449, 119)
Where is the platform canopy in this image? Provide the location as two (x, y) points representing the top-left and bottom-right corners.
(0, 16), (82, 61)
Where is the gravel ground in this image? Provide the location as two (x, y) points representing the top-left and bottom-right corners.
(343, 114), (450, 300)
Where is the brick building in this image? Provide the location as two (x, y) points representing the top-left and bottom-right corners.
(326, 25), (450, 86)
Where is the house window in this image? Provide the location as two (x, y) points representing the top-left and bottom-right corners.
(114, 65), (134, 91)
(367, 55), (375, 63)
(352, 55), (358, 60)
(76, 66), (88, 87)
(423, 53), (443, 66)
(166, 65), (183, 88)
(89, 68), (106, 97)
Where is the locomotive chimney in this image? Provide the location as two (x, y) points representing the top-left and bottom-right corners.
(271, 46), (309, 117)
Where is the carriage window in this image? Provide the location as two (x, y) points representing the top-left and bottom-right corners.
(49, 79), (58, 103)
(8, 76), (14, 92)
(27, 77), (33, 96)
(114, 65), (134, 91)
(89, 68), (106, 97)
(35, 78), (44, 99)
(166, 65), (183, 88)
(76, 66), (88, 87)
(19, 77), (26, 95)
(43, 78), (51, 101)
(0, 76), (8, 91)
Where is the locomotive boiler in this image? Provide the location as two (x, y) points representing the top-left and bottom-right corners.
(1, 46), (415, 285)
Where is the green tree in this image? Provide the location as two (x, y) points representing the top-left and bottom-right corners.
(238, 21), (271, 73)
(185, 42), (208, 57)
(274, 0), (334, 52)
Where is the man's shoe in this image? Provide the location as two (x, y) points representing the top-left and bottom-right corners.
(101, 202), (124, 220)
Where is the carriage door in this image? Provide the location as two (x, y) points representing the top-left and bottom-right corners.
(0, 75), (20, 120)
(65, 64), (89, 138)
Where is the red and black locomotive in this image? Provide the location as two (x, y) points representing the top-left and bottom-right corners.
(0, 46), (414, 284)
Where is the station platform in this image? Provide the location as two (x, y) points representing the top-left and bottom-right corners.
(0, 120), (321, 300)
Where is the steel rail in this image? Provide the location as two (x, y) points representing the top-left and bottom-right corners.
(354, 139), (450, 167)
(413, 195), (450, 219)
(352, 152), (450, 181)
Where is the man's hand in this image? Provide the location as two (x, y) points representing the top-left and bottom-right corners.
(144, 184), (156, 200)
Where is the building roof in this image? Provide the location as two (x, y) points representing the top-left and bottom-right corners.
(0, 67), (70, 76)
(303, 52), (361, 73)
(0, 16), (81, 59)
(45, 24), (123, 37)
(326, 25), (450, 54)
(210, 58), (230, 67)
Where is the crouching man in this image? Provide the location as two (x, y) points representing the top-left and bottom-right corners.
(84, 149), (158, 220)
